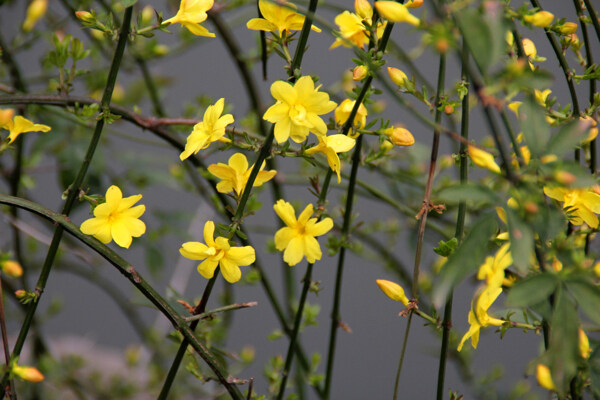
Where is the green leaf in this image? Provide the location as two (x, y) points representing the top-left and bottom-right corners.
(433, 213), (497, 307)
(506, 273), (558, 307)
(565, 278), (600, 327)
(436, 182), (499, 204)
(545, 120), (588, 157)
(456, 8), (506, 72)
(433, 238), (458, 257)
(548, 288), (579, 395)
(519, 96), (549, 157)
(506, 209), (534, 274)
(589, 343), (600, 399)
(121, 0), (138, 6)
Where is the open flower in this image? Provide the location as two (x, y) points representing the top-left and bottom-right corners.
(468, 145), (501, 174)
(477, 243), (512, 289)
(457, 286), (504, 351)
(263, 76), (336, 143)
(330, 0), (386, 49)
(374, 1), (420, 26)
(247, 0), (321, 36)
(80, 186), (146, 248)
(1, 115), (51, 144)
(180, 221), (255, 283)
(376, 279), (410, 306)
(208, 152), (277, 196)
(305, 134), (355, 183)
(543, 186), (600, 228)
(273, 200), (333, 266)
(164, 0), (215, 37)
(180, 98), (234, 160)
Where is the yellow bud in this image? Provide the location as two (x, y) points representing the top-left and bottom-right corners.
(354, 0), (373, 20)
(468, 145), (501, 174)
(22, 0), (48, 32)
(555, 170), (576, 185)
(541, 154), (557, 163)
(1, 260), (23, 278)
(435, 38), (449, 53)
(387, 67), (409, 88)
(384, 127), (415, 146)
(0, 108), (15, 127)
(522, 38), (537, 58)
(507, 197), (519, 209)
(579, 329), (591, 359)
(444, 105), (454, 115)
(524, 201), (538, 214)
(565, 33), (580, 48)
(524, 11), (554, 28)
(536, 364), (556, 391)
(376, 279), (410, 306)
(594, 261), (600, 277)
(375, 1), (420, 26)
(551, 257), (562, 272)
(505, 31), (514, 46)
(154, 44), (169, 56)
(580, 115), (598, 143)
(405, 0), (424, 9)
(75, 11), (94, 24)
(381, 140), (394, 152)
(352, 65), (368, 81)
(141, 6), (155, 26)
(12, 365), (44, 383)
(496, 207), (507, 224)
(14, 290), (27, 299)
(559, 22), (577, 35)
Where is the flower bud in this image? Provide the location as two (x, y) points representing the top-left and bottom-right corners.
(375, 1), (420, 26)
(405, 0), (424, 9)
(12, 365), (44, 383)
(444, 105), (454, 115)
(565, 33), (580, 49)
(14, 290), (27, 299)
(376, 279), (410, 306)
(384, 127), (415, 146)
(580, 115), (598, 143)
(536, 364), (556, 391)
(75, 11), (94, 24)
(22, 0), (48, 32)
(153, 44), (169, 56)
(352, 65), (368, 81)
(354, 0), (373, 20)
(579, 329), (591, 359)
(559, 22), (577, 35)
(524, 201), (538, 214)
(524, 11), (554, 28)
(387, 67), (409, 88)
(381, 140), (394, 152)
(1, 260), (23, 278)
(141, 6), (155, 26)
(522, 38), (537, 58)
(555, 170), (576, 185)
(468, 145), (501, 173)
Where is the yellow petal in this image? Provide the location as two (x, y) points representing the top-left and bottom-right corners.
(274, 227), (296, 251)
(246, 18), (278, 32)
(203, 221), (216, 247)
(283, 236), (305, 266)
(274, 200), (297, 228)
(197, 258), (219, 279)
(180, 242), (210, 259)
(305, 217), (333, 237)
(374, 1), (420, 26)
(376, 279), (410, 306)
(536, 364), (557, 391)
(468, 145), (501, 173)
(111, 221), (133, 248)
(303, 235), (322, 263)
(219, 257), (242, 283)
(297, 204), (314, 225)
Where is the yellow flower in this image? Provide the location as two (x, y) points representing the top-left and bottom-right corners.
(22, 0), (48, 32)
(263, 76), (337, 143)
(507, 101), (521, 117)
(330, 0), (386, 49)
(180, 221), (255, 283)
(457, 286), (504, 351)
(524, 11), (554, 28)
(387, 67), (409, 89)
(1, 260), (23, 278)
(1, 115), (51, 144)
(477, 243), (512, 289)
(164, 0), (215, 37)
(384, 126), (415, 146)
(468, 145), (501, 174)
(80, 186), (146, 248)
(580, 115), (598, 143)
(208, 152), (277, 196)
(180, 98), (234, 160)
(376, 279), (410, 306)
(543, 186), (600, 228)
(273, 200), (333, 266)
(12, 364), (44, 383)
(334, 99), (368, 131)
(247, 0), (321, 36)
(534, 89), (551, 106)
(305, 134), (356, 183)
(536, 364), (557, 391)
(374, 1), (420, 26)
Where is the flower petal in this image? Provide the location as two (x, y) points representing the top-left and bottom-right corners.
(274, 227), (295, 251)
(219, 258), (242, 283)
(283, 236), (304, 266)
(273, 200), (297, 228)
(197, 259), (219, 279)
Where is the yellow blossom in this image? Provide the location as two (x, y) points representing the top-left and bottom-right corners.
(22, 0), (48, 32)
(468, 145), (501, 174)
(180, 221), (255, 283)
(1, 115), (51, 144)
(305, 134), (356, 183)
(263, 76), (336, 143)
(457, 286), (505, 351)
(12, 364), (44, 383)
(536, 364), (557, 391)
(80, 186), (146, 248)
(164, 0), (215, 37)
(208, 153), (277, 196)
(387, 67), (410, 89)
(247, 0), (321, 35)
(508, 101), (522, 117)
(559, 22), (578, 35)
(534, 89), (551, 106)
(376, 279), (409, 306)
(1, 260), (23, 278)
(579, 328), (591, 359)
(543, 186), (600, 228)
(334, 99), (368, 132)
(580, 115), (598, 143)
(374, 1), (420, 26)
(524, 11), (554, 28)
(384, 126), (415, 146)
(273, 200), (333, 266)
(477, 243), (512, 289)
(330, 1), (386, 49)
(180, 98), (234, 160)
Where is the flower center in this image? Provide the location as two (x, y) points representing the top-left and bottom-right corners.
(289, 104), (308, 125)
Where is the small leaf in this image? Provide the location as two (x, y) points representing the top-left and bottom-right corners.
(506, 273), (558, 307)
(519, 96), (549, 157)
(433, 238), (458, 257)
(121, 0), (138, 6)
(433, 213), (497, 307)
(548, 288), (579, 395)
(565, 278), (600, 327)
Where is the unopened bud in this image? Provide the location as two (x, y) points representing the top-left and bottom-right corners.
(555, 170), (576, 185)
(354, 0), (372, 20)
(384, 127), (415, 146)
(15, 290), (27, 299)
(22, 0), (48, 32)
(524, 201), (538, 214)
(376, 279), (410, 306)
(12, 365), (44, 383)
(435, 37), (449, 53)
(559, 22), (577, 35)
(536, 364), (556, 391)
(141, 6), (155, 26)
(1, 260), (23, 278)
(381, 140), (394, 152)
(75, 11), (94, 24)
(352, 65), (368, 81)
(580, 115), (598, 143)
(444, 105), (454, 115)
(524, 11), (554, 28)
(153, 44), (169, 56)
(522, 38), (537, 58)
(387, 67), (409, 88)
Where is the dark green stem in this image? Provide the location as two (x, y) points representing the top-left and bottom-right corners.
(582, 0), (600, 43)
(392, 313), (413, 400)
(6, 7), (133, 375)
(0, 274), (15, 400)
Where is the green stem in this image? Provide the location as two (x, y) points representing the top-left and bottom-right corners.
(185, 302), (257, 322)
(393, 313), (413, 400)
(0, 274), (15, 400)
(582, 0), (600, 44)
(0, 194), (244, 399)
(6, 5), (133, 374)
